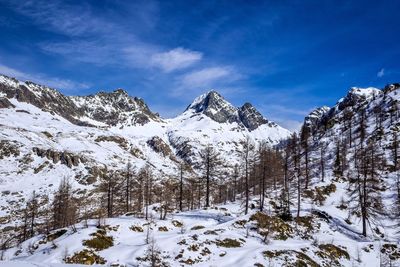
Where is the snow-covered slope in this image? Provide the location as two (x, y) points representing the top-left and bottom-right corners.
(0, 74), (290, 223)
(1, 201), (394, 267)
(2, 74), (400, 266)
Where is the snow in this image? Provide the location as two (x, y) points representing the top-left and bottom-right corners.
(0, 202), (393, 266)
(3, 75), (399, 266)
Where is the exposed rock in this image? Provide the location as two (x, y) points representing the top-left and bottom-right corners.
(168, 135), (196, 164)
(0, 97), (15, 108)
(186, 91), (272, 131)
(238, 103), (268, 131)
(0, 76), (90, 126)
(186, 91), (239, 124)
(147, 136), (172, 157)
(0, 75), (160, 127)
(0, 140), (20, 159)
(71, 89), (161, 126)
(384, 83), (400, 94)
(95, 135), (129, 150)
(32, 147), (84, 168)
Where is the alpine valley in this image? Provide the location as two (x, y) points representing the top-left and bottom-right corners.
(1, 74), (400, 267)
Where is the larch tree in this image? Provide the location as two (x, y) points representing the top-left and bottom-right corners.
(199, 145), (220, 208)
(239, 136), (255, 215)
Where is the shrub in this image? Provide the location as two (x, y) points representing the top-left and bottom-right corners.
(130, 225), (144, 232)
(250, 212), (293, 240)
(65, 249), (106, 265)
(47, 229), (67, 242)
(216, 238), (242, 248)
(191, 225), (205, 230)
(82, 230), (114, 251)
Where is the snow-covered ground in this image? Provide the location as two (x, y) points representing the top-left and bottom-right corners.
(1, 201), (397, 266)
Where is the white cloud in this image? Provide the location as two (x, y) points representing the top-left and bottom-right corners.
(0, 64), (89, 91)
(170, 66), (243, 97)
(377, 68), (385, 77)
(180, 67), (236, 87)
(150, 47), (202, 72)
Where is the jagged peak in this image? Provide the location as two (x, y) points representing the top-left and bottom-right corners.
(307, 106), (330, 118)
(0, 74), (61, 96)
(348, 87), (381, 98)
(186, 90), (230, 111)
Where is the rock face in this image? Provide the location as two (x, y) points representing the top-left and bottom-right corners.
(71, 89), (161, 126)
(32, 147), (85, 168)
(0, 97), (15, 108)
(0, 75), (160, 127)
(187, 91), (239, 124)
(0, 77), (87, 125)
(147, 136), (172, 157)
(303, 106), (330, 132)
(337, 87), (382, 112)
(186, 91), (272, 131)
(238, 103), (269, 131)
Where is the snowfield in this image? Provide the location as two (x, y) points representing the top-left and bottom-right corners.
(1, 201), (395, 266)
(2, 75), (400, 266)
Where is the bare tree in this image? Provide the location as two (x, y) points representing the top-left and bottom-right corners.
(349, 141), (384, 236)
(52, 177), (76, 229)
(199, 145), (220, 208)
(239, 136), (254, 215)
(300, 124), (311, 189)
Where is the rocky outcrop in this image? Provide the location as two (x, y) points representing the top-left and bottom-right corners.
(384, 83), (400, 94)
(0, 75), (161, 127)
(95, 135), (129, 150)
(32, 147), (86, 168)
(71, 89), (161, 126)
(186, 91), (271, 131)
(238, 103), (268, 131)
(0, 97), (15, 108)
(147, 136), (172, 157)
(0, 76), (90, 126)
(168, 135), (196, 164)
(0, 140), (20, 159)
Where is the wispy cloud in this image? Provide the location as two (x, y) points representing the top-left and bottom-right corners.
(150, 48), (202, 72)
(0, 64), (89, 91)
(171, 66), (243, 97)
(8, 0), (115, 37)
(377, 68), (385, 77)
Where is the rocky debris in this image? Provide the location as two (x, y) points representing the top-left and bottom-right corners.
(95, 135), (129, 150)
(0, 140), (21, 159)
(147, 136), (172, 157)
(0, 97), (15, 108)
(32, 147), (85, 168)
(34, 161), (51, 174)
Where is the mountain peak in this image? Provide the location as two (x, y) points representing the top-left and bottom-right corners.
(185, 90), (238, 124)
(239, 102), (268, 131)
(183, 90), (284, 131)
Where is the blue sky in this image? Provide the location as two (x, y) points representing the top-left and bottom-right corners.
(0, 0), (399, 130)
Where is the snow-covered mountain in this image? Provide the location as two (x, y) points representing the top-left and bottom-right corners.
(0, 74), (290, 221)
(3, 73), (400, 267)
